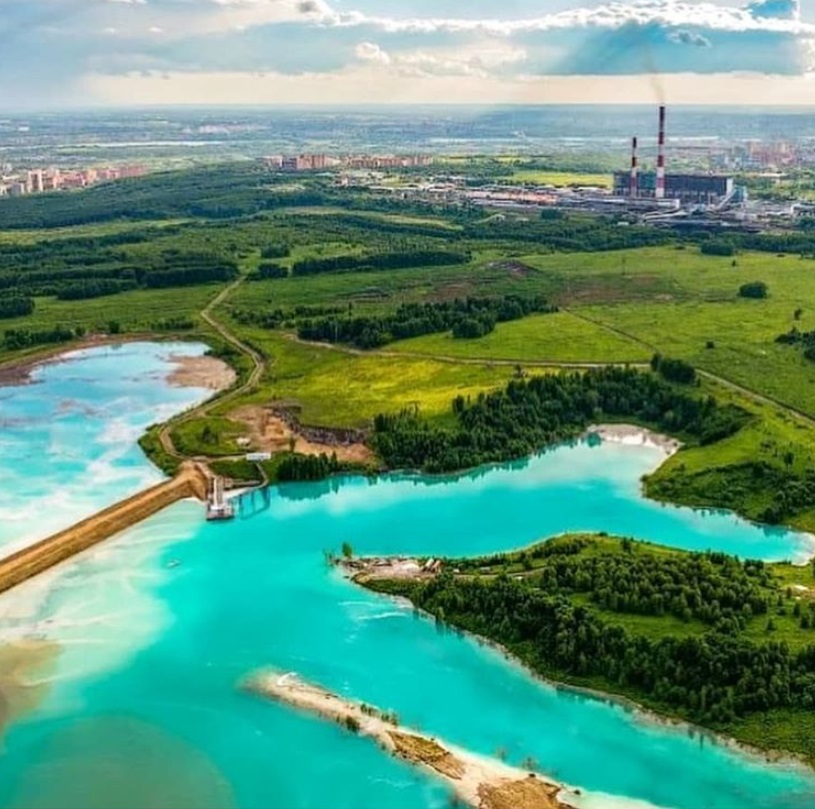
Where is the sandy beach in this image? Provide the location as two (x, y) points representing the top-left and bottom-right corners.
(585, 424), (681, 456)
(166, 354), (236, 391)
(243, 670), (580, 809)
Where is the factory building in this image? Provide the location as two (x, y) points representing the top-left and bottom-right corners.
(613, 171), (734, 205)
(613, 105), (735, 206)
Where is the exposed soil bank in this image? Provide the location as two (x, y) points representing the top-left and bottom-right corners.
(243, 670), (579, 809)
(229, 405), (374, 465)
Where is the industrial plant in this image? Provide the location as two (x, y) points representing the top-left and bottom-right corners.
(613, 106), (738, 208)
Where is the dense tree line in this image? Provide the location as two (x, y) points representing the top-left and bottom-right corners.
(0, 296), (34, 319)
(651, 353), (697, 385)
(142, 255), (237, 289)
(379, 568), (815, 725)
(3, 325), (77, 351)
(56, 279), (137, 300)
(462, 215), (674, 252)
(0, 228), (237, 299)
(276, 453), (343, 482)
(297, 295), (556, 349)
(256, 263), (289, 280)
(260, 244), (290, 259)
(289, 250), (471, 277)
(232, 304), (346, 330)
(700, 241), (736, 257)
(373, 367), (749, 473)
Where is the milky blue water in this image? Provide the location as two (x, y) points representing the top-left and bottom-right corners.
(2, 344), (815, 809)
(0, 341), (214, 557)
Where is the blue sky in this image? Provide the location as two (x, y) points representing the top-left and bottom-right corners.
(0, 0), (813, 108)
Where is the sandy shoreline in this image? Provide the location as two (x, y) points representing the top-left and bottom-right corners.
(584, 423), (682, 455)
(347, 557), (815, 776)
(243, 670), (580, 809)
(166, 354), (236, 391)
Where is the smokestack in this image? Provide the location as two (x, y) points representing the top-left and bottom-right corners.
(656, 104), (666, 200)
(629, 136), (639, 197)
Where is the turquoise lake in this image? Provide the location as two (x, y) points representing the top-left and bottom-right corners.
(0, 341), (214, 557)
(2, 342), (815, 809)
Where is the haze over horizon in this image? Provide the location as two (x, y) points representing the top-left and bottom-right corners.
(0, 0), (813, 110)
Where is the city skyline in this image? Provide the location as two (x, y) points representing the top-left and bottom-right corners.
(0, 0), (813, 109)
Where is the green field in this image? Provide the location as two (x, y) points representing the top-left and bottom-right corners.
(389, 311), (651, 364)
(508, 170), (612, 188)
(212, 329), (515, 428)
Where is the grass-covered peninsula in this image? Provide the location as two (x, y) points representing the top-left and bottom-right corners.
(357, 535), (815, 765)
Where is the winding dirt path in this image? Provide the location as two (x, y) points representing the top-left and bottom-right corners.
(158, 277), (265, 460)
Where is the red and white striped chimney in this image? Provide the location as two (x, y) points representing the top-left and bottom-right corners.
(655, 104), (666, 200)
(629, 136), (639, 197)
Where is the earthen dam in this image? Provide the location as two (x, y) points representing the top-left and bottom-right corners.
(0, 462), (210, 595)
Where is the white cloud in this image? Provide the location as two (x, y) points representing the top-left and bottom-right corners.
(355, 41), (391, 65)
(357, 41), (528, 78)
(320, 0), (815, 37)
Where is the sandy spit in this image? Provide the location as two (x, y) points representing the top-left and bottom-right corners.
(242, 670), (580, 809)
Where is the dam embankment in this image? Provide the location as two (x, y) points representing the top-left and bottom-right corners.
(0, 463), (209, 596)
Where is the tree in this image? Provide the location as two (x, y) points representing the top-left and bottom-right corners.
(739, 281), (768, 300)
(341, 542), (354, 560)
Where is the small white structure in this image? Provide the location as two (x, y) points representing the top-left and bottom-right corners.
(246, 452), (272, 462)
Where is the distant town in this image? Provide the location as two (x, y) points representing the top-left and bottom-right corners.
(264, 153), (434, 171)
(0, 165), (145, 198)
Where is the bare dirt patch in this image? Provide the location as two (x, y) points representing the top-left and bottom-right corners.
(426, 282), (477, 302)
(489, 261), (535, 280)
(389, 732), (466, 779)
(478, 776), (564, 809)
(229, 405), (374, 464)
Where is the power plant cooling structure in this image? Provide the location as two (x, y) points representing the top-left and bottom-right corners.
(629, 137), (639, 197)
(655, 104), (667, 200)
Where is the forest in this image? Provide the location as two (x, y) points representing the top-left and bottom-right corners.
(366, 536), (815, 733)
(295, 295), (556, 349)
(0, 235), (238, 299)
(288, 249), (471, 277)
(373, 366), (749, 473)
